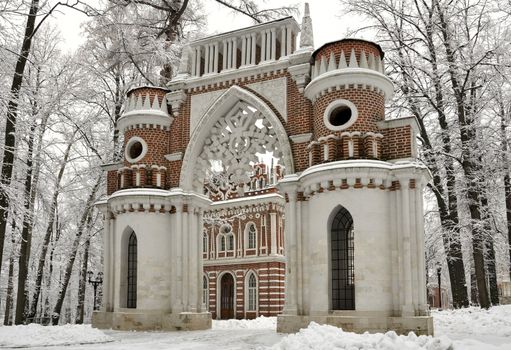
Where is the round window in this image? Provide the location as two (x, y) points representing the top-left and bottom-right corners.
(323, 99), (358, 131)
(125, 136), (148, 163)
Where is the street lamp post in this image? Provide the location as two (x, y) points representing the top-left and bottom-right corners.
(436, 262), (442, 310)
(88, 271), (103, 311)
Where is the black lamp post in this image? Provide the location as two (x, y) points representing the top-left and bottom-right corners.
(436, 262), (442, 309)
(88, 271), (103, 311)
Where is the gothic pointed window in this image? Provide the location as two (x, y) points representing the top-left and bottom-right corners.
(247, 273), (257, 311)
(247, 223), (256, 249)
(331, 206), (355, 310)
(127, 231), (137, 308)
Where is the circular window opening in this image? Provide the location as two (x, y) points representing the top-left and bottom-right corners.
(329, 106), (352, 127)
(323, 99), (358, 131)
(129, 141), (143, 159)
(125, 136), (148, 163)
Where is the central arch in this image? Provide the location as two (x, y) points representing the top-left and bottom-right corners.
(179, 85), (294, 191)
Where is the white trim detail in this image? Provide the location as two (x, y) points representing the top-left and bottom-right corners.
(125, 136), (148, 164)
(289, 133), (313, 144)
(304, 68), (394, 102)
(164, 152), (183, 162)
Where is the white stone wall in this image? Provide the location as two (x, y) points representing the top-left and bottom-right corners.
(112, 212), (173, 311)
(305, 188), (392, 314)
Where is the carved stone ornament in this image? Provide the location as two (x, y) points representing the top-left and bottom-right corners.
(196, 101), (281, 198)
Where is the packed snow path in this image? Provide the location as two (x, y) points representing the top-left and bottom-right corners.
(1, 306), (511, 349)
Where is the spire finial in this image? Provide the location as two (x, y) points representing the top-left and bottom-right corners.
(299, 2), (314, 49)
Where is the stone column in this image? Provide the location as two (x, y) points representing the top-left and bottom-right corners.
(270, 212), (277, 255)
(271, 28), (276, 60)
(182, 204), (190, 310)
(283, 190), (298, 314)
(191, 47), (197, 76)
(222, 40), (227, 71)
(204, 44), (210, 74)
(415, 178), (428, 313)
(408, 179), (420, 312)
(173, 202), (184, 312)
(286, 26), (292, 56)
(213, 42), (219, 73)
(188, 205), (198, 312)
(398, 175), (414, 316)
(267, 30), (272, 60)
(195, 46), (201, 76)
(280, 26), (286, 57)
(390, 183), (400, 313)
(241, 35), (247, 66)
(261, 30), (267, 62)
(101, 207), (112, 311)
(232, 38), (238, 68)
(251, 33), (256, 64)
(197, 208), (205, 312)
(227, 40), (232, 69)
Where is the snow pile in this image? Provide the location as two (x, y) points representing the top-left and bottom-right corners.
(433, 305), (511, 337)
(0, 324), (113, 347)
(212, 315), (276, 329)
(271, 322), (453, 350)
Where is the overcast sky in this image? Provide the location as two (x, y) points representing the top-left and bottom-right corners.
(53, 0), (365, 52)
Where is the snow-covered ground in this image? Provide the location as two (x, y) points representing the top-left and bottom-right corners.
(1, 306), (510, 349)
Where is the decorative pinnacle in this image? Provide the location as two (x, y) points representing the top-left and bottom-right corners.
(300, 3), (314, 49)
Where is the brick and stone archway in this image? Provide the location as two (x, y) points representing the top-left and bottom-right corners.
(94, 4), (433, 335)
(179, 85), (294, 193)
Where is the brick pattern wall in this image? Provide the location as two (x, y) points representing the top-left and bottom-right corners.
(203, 199), (285, 319)
(204, 261), (285, 319)
(381, 126), (413, 160)
(313, 88), (385, 138)
(203, 205), (284, 260)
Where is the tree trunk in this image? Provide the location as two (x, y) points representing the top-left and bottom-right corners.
(470, 254), (479, 305)
(26, 135), (75, 320)
(479, 188), (499, 305)
(0, 0), (40, 279)
(14, 118), (38, 325)
(51, 176), (101, 325)
(3, 220), (17, 325)
(435, 0), (489, 308)
(498, 102), (511, 283)
(75, 237), (90, 324)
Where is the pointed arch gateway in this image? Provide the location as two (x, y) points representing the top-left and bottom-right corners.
(179, 85), (294, 192)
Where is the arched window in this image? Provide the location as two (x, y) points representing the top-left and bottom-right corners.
(227, 234), (234, 250)
(247, 223), (256, 249)
(220, 235), (226, 251)
(331, 206), (354, 310)
(203, 231), (208, 253)
(127, 231), (137, 308)
(247, 273), (257, 311)
(203, 275), (209, 310)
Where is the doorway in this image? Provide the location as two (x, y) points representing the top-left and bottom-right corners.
(220, 273), (235, 319)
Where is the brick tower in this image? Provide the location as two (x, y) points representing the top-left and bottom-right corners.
(276, 14), (432, 334)
(93, 86), (211, 331)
